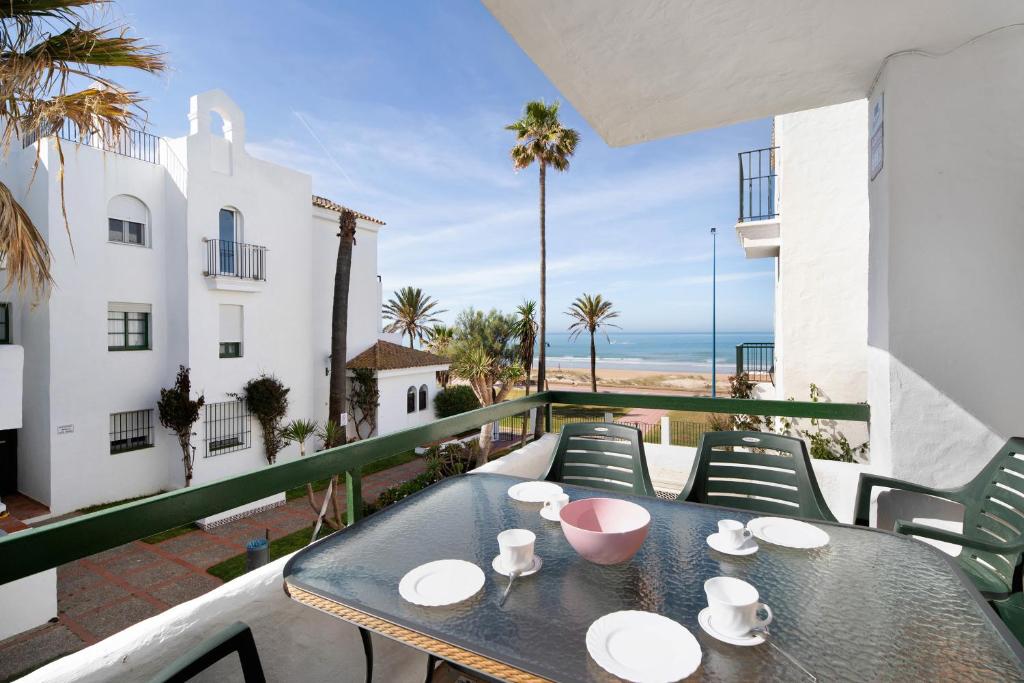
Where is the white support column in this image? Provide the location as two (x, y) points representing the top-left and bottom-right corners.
(661, 416), (671, 446)
(604, 412), (613, 423)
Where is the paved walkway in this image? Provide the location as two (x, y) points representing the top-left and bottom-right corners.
(0, 458), (427, 681)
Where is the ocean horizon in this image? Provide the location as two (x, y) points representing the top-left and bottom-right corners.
(538, 331), (774, 373)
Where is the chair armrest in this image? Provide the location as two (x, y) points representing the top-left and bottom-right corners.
(894, 520), (1024, 555)
(853, 473), (961, 527)
(150, 621), (265, 683)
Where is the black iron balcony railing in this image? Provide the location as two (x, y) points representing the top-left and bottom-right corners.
(22, 119), (161, 164)
(204, 239), (267, 281)
(738, 146), (778, 222)
(736, 342), (775, 384)
(0, 390), (870, 586)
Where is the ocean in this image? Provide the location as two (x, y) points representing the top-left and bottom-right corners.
(540, 331), (774, 374)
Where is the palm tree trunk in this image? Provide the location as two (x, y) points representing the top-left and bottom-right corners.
(590, 330), (597, 392)
(534, 163), (547, 439)
(408, 331), (414, 349)
(329, 212), (354, 437)
(477, 422), (493, 467)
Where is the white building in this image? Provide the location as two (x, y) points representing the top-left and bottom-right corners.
(734, 100), (871, 449)
(0, 90), (447, 518)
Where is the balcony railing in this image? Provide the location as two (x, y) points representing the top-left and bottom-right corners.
(22, 119), (161, 164)
(736, 342), (775, 384)
(0, 390), (869, 586)
(738, 146), (778, 222)
(204, 239), (267, 281)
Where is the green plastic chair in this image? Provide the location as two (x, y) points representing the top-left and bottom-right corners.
(676, 431), (838, 522)
(854, 437), (1024, 600)
(544, 422), (656, 497)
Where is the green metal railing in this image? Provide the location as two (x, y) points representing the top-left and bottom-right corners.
(0, 391), (868, 585)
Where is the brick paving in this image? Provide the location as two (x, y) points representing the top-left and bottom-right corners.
(0, 457), (427, 681)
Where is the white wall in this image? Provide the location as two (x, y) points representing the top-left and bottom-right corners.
(376, 367), (445, 437)
(0, 345), (23, 430)
(0, 569), (56, 641)
(867, 27), (1024, 485)
(773, 101), (870, 421)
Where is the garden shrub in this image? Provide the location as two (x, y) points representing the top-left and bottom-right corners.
(433, 385), (480, 418)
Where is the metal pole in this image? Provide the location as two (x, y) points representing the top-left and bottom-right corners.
(711, 227), (717, 398)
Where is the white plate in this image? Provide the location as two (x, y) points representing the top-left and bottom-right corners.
(508, 481), (563, 504)
(706, 532), (758, 556)
(540, 505), (563, 522)
(747, 517), (830, 549)
(586, 611), (702, 683)
(697, 608), (766, 647)
(398, 560), (485, 607)
(491, 554), (543, 577)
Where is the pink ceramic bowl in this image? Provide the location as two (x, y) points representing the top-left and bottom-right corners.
(559, 498), (652, 565)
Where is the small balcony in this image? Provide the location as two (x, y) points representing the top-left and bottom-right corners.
(735, 146), (781, 259)
(736, 341), (775, 385)
(203, 239), (267, 291)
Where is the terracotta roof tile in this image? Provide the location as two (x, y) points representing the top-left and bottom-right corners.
(312, 195), (386, 225)
(347, 340), (449, 371)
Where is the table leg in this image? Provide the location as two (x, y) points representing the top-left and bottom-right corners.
(358, 627), (373, 683)
(424, 654), (438, 683)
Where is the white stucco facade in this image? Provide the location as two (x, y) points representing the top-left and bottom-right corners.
(865, 27), (1024, 487)
(375, 366), (448, 437)
(0, 90), (442, 516)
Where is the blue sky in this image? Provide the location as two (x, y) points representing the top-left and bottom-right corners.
(116, 1), (774, 333)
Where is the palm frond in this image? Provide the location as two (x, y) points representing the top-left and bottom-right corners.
(0, 179), (51, 297)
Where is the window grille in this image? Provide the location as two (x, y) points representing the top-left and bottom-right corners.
(0, 302), (10, 344)
(110, 409), (154, 453)
(205, 399), (251, 456)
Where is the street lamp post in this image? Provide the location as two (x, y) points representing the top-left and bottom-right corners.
(710, 227), (717, 398)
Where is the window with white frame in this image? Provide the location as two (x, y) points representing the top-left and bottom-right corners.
(419, 384), (428, 411)
(108, 302), (151, 351)
(407, 386), (416, 413)
(219, 304), (243, 358)
(108, 195), (150, 247)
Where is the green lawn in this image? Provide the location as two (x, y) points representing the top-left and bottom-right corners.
(207, 524), (332, 582)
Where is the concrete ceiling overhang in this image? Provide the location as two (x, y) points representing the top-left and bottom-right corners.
(482, 0), (1024, 146)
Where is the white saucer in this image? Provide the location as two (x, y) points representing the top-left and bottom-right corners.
(398, 560), (485, 607)
(706, 532), (758, 556)
(491, 554), (543, 577)
(508, 481), (563, 503)
(587, 610), (702, 682)
(540, 506), (563, 522)
(748, 517), (830, 549)
(697, 608), (766, 647)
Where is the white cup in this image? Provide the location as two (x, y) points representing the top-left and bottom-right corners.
(543, 493), (570, 516)
(497, 529), (536, 572)
(704, 576), (773, 637)
(717, 519), (753, 549)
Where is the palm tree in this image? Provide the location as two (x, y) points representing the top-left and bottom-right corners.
(425, 324), (455, 388)
(382, 286), (446, 348)
(510, 300), (538, 444)
(449, 308), (523, 465)
(328, 210), (357, 441)
(566, 294), (621, 392)
(510, 300), (538, 395)
(506, 101), (579, 424)
(0, 1), (165, 297)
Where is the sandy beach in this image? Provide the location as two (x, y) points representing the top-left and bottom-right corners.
(527, 366), (731, 396)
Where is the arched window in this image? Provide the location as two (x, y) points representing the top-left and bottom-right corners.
(407, 386), (416, 414)
(419, 384), (428, 411)
(108, 195), (149, 246)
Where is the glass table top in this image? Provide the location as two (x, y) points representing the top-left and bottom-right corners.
(284, 473), (1024, 681)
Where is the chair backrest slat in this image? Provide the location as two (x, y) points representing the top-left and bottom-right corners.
(677, 431), (837, 522)
(545, 423), (656, 497)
